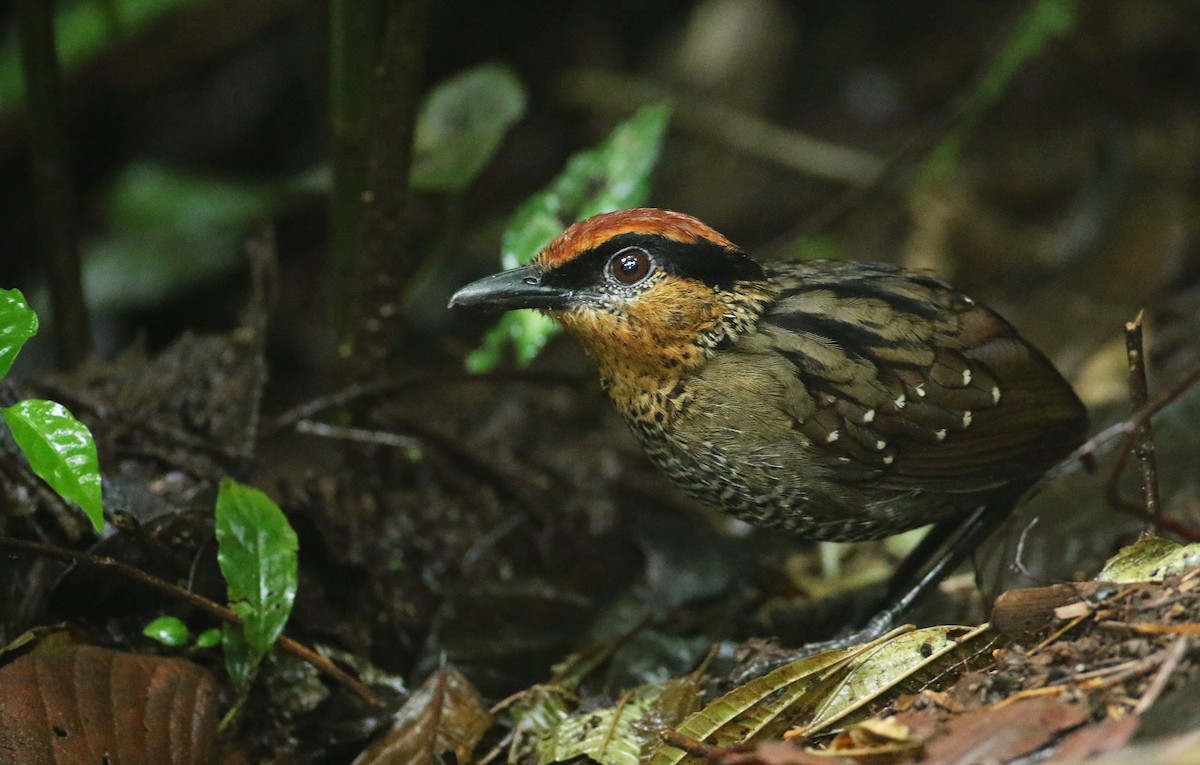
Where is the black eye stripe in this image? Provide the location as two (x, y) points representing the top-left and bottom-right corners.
(540, 233), (765, 291)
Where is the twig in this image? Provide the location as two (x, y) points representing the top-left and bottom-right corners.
(560, 68), (886, 187)
(294, 419), (421, 449)
(0, 535), (385, 709)
(1011, 517), (1040, 581)
(1105, 361), (1200, 540)
(657, 729), (726, 759)
(1134, 635), (1188, 715)
(261, 370), (583, 437)
(1124, 311), (1161, 534)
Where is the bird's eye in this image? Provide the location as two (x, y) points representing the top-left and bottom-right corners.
(608, 247), (653, 285)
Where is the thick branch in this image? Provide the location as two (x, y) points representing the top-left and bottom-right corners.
(16, 0), (92, 368)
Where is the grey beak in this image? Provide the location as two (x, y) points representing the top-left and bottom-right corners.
(448, 265), (573, 311)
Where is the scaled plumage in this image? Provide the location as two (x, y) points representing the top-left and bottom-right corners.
(450, 208), (1087, 543)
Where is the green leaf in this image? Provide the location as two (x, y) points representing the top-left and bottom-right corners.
(143, 616), (190, 647)
(195, 628), (222, 649)
(411, 63), (526, 193)
(214, 477), (298, 688)
(1, 399), (103, 532)
(468, 104), (671, 371)
(0, 287), (38, 381)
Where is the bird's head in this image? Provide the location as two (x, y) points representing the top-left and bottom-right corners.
(450, 209), (778, 387)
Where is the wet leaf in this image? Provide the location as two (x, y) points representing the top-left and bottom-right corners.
(0, 286), (38, 380)
(1, 399), (103, 532)
(1097, 537), (1200, 583)
(353, 663), (490, 765)
(0, 644), (221, 765)
(467, 104), (670, 371)
(144, 615), (190, 647)
(411, 63), (526, 192)
(215, 477), (298, 687)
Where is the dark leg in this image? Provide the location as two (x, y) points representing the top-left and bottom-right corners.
(731, 501), (1020, 682)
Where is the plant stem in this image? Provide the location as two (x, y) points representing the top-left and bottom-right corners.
(16, 0), (93, 368)
(0, 535), (385, 709)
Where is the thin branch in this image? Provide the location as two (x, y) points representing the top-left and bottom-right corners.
(294, 419), (421, 449)
(1123, 311), (1161, 533)
(559, 68), (886, 187)
(1133, 635), (1189, 715)
(0, 535), (385, 709)
(1105, 361), (1200, 540)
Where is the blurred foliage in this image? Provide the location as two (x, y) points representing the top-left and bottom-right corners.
(0, 0), (204, 117)
(467, 104), (671, 372)
(81, 163), (282, 314)
(410, 62), (526, 193)
(920, 0), (1079, 186)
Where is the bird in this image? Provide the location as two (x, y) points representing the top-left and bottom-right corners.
(449, 208), (1087, 640)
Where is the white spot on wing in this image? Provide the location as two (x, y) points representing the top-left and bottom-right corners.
(883, 454), (895, 465)
(875, 440), (887, 451)
(962, 369), (972, 385)
(862, 409), (876, 424)
(826, 430), (840, 443)
(894, 394), (907, 409)
(962, 411), (973, 427)
(992, 386), (1001, 403)
(915, 383), (927, 398)
(935, 428), (947, 441)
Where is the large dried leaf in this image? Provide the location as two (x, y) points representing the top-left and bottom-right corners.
(799, 624), (993, 736)
(353, 664), (490, 765)
(647, 641), (864, 765)
(0, 644), (221, 765)
(651, 626), (992, 764)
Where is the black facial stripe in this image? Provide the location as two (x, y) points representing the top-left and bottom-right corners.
(540, 232), (765, 291)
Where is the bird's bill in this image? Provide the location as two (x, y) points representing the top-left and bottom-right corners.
(448, 265), (573, 311)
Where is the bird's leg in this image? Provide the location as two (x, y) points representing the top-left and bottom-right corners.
(732, 506), (1012, 682)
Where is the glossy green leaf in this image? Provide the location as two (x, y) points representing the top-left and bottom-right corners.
(215, 478), (298, 687)
(1, 399), (103, 532)
(143, 616), (190, 647)
(411, 63), (526, 192)
(0, 288), (38, 381)
(468, 104), (670, 371)
(195, 628), (221, 649)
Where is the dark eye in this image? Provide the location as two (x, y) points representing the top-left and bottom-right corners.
(608, 247), (653, 285)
